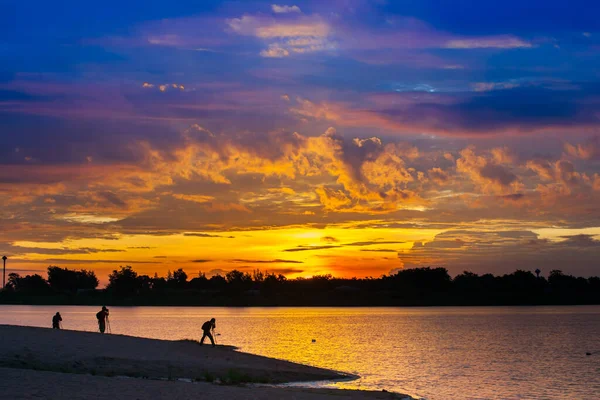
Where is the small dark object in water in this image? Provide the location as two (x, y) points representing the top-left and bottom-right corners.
(586, 352), (592, 356)
(311, 339), (316, 342)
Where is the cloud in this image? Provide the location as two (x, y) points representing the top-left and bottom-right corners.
(260, 44), (290, 57)
(289, 83), (600, 137)
(144, 83), (185, 92)
(359, 248), (398, 252)
(283, 245), (340, 252)
(564, 136), (600, 160)
(228, 15), (329, 38)
(559, 234), (600, 247)
(344, 241), (405, 246)
(191, 259), (212, 263)
(2, 244), (126, 256)
(456, 147), (519, 194)
(473, 82), (521, 92)
(401, 229), (600, 277)
(271, 4), (302, 14)
(445, 37), (532, 49)
(36, 259), (156, 264)
(428, 168), (450, 185)
(282, 240), (404, 253)
(230, 259), (303, 263)
(266, 268), (304, 275)
(172, 194), (215, 203)
(183, 232), (235, 238)
(315, 187), (353, 211)
(97, 191), (127, 208)
(498, 193), (525, 201)
(227, 14), (334, 57)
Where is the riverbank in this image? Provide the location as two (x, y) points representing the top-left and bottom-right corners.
(0, 325), (412, 399)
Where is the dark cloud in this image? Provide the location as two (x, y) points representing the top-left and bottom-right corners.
(402, 229), (600, 277)
(191, 259), (212, 263)
(479, 164), (517, 187)
(283, 245), (340, 252)
(499, 193), (525, 201)
(18, 259), (157, 264)
(266, 268), (305, 275)
(1, 245), (125, 256)
(321, 236), (339, 243)
(378, 84), (600, 136)
(283, 240), (405, 253)
(183, 233), (235, 238)
(359, 248), (398, 252)
(559, 234), (600, 247)
(97, 191), (127, 208)
(230, 259), (303, 264)
(344, 241), (405, 247)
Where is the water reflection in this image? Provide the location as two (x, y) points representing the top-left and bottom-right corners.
(1, 306), (599, 399)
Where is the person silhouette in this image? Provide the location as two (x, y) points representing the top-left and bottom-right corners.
(200, 318), (216, 347)
(52, 312), (62, 329)
(96, 306), (109, 333)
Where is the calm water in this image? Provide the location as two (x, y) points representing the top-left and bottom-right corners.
(1, 305), (599, 399)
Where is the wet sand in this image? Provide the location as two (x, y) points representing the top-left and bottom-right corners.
(0, 325), (412, 399)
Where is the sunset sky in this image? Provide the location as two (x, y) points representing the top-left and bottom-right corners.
(2, 0), (600, 283)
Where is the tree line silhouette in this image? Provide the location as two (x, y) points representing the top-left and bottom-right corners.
(1, 265), (599, 306)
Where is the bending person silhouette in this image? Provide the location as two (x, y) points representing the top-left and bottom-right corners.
(96, 306), (109, 333)
(200, 318), (216, 347)
(52, 312), (62, 329)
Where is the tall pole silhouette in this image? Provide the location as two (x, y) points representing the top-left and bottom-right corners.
(2, 256), (6, 289)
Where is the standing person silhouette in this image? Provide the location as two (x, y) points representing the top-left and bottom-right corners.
(52, 312), (62, 329)
(96, 306), (109, 333)
(200, 318), (216, 347)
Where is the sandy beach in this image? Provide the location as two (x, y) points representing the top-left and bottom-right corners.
(0, 325), (412, 399)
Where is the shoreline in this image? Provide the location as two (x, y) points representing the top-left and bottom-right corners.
(0, 325), (413, 399)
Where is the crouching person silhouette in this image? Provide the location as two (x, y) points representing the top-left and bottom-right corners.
(200, 318), (216, 347)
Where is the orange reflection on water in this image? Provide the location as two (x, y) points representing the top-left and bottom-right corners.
(2, 305), (599, 400)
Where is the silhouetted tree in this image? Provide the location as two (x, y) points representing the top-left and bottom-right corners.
(209, 274), (227, 290)
(224, 270), (252, 294)
(169, 268), (188, 288)
(549, 269), (588, 295)
(388, 267), (451, 293)
(189, 273), (209, 290)
(253, 269), (264, 282)
(47, 266), (98, 293)
(107, 266), (142, 296)
(151, 273), (167, 292)
(1, 264), (599, 306)
(500, 270), (538, 292)
(6, 273), (50, 293)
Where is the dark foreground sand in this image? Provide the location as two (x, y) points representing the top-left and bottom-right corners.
(0, 325), (412, 399)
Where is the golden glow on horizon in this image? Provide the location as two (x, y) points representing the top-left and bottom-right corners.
(8, 225), (442, 281)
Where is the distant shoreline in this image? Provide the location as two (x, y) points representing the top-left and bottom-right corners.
(2, 297), (599, 307)
(5, 266), (599, 309)
(0, 325), (413, 400)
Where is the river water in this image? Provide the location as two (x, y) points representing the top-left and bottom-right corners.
(1, 305), (599, 399)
